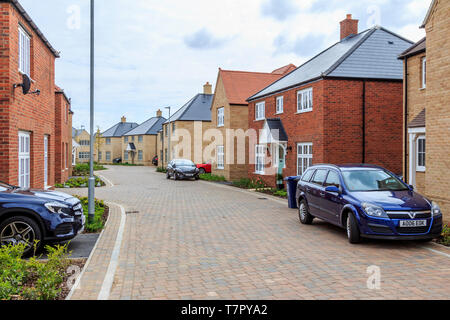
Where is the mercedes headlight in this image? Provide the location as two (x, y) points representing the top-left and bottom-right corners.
(45, 202), (69, 214)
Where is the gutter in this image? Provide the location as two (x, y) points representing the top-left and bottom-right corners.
(404, 58), (409, 182)
(362, 80), (366, 163)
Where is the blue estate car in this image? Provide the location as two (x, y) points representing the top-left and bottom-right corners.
(296, 164), (443, 243)
(0, 181), (85, 255)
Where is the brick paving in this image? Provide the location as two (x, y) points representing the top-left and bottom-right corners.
(66, 166), (450, 300)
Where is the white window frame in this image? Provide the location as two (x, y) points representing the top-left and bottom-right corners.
(124, 136), (129, 143)
(138, 136), (143, 143)
(217, 146), (224, 170)
(98, 151), (102, 161)
(276, 96), (284, 114)
(138, 150), (143, 161)
(421, 57), (426, 89)
(217, 107), (224, 127)
(255, 102), (265, 121)
(297, 143), (313, 176)
(18, 26), (31, 76)
(106, 152), (111, 161)
(44, 135), (49, 187)
(124, 151), (129, 161)
(416, 136), (426, 172)
(106, 138), (111, 145)
(297, 88), (313, 113)
(18, 131), (31, 189)
(255, 144), (265, 174)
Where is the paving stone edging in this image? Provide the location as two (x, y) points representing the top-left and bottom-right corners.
(67, 203), (124, 300)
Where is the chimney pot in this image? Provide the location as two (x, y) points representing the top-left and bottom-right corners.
(157, 109), (162, 117)
(340, 14), (359, 40)
(203, 82), (212, 95)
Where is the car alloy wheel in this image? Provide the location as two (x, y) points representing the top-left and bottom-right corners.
(298, 200), (313, 225)
(346, 213), (361, 244)
(0, 220), (36, 253)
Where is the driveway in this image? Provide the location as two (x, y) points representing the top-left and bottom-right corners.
(66, 165), (450, 300)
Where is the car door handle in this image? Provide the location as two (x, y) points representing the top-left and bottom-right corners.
(320, 192), (325, 196)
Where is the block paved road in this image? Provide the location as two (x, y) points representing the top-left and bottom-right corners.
(66, 166), (450, 300)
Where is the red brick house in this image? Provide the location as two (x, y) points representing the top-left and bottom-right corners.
(0, 0), (72, 189)
(247, 15), (414, 187)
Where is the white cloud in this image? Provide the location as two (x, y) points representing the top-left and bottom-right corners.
(18, 0), (431, 131)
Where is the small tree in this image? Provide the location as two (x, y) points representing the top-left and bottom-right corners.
(94, 127), (104, 163)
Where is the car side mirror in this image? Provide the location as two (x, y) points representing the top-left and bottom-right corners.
(325, 186), (340, 193)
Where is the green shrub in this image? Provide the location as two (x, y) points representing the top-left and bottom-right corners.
(437, 224), (450, 246)
(273, 190), (288, 198)
(55, 176), (105, 189)
(156, 167), (167, 173)
(232, 177), (267, 189)
(76, 196), (107, 233)
(199, 174), (226, 182)
(73, 163), (106, 176)
(0, 243), (70, 300)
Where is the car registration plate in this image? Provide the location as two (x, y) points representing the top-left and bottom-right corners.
(399, 220), (427, 227)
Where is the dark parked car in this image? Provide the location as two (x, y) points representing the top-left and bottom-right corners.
(0, 181), (85, 255)
(296, 164), (443, 243)
(113, 157), (122, 164)
(152, 156), (158, 166)
(166, 159), (200, 181)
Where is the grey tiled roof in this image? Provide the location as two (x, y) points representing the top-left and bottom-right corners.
(102, 122), (139, 138)
(124, 117), (166, 136)
(165, 94), (213, 124)
(266, 118), (288, 142)
(72, 128), (87, 137)
(249, 27), (413, 101)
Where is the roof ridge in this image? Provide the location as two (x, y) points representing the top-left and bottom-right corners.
(220, 69), (281, 76)
(323, 28), (377, 76)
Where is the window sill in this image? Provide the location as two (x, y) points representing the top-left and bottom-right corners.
(254, 172), (266, 175)
(416, 167), (426, 173)
(254, 118), (265, 122)
(275, 112), (283, 115)
(217, 125), (224, 128)
(217, 167), (225, 170)
(419, 87), (426, 91)
(296, 110), (313, 114)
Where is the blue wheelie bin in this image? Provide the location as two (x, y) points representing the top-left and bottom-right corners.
(284, 176), (301, 209)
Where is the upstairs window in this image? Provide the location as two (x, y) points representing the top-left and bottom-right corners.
(217, 107), (224, 127)
(138, 136), (143, 143)
(421, 57), (426, 89)
(124, 136), (129, 143)
(297, 88), (313, 113)
(106, 138), (111, 145)
(255, 102), (265, 121)
(18, 26), (31, 76)
(276, 96), (283, 114)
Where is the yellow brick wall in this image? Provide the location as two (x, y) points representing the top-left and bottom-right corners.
(74, 131), (91, 163)
(403, 53), (427, 194)
(210, 74), (249, 181)
(98, 137), (122, 164)
(121, 135), (158, 166)
(424, 0), (450, 222)
(159, 120), (213, 167)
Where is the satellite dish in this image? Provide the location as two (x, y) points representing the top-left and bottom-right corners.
(21, 74), (31, 95)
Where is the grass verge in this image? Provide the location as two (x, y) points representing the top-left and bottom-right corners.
(199, 174), (226, 182)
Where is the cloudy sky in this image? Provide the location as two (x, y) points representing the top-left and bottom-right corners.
(20, 0), (431, 132)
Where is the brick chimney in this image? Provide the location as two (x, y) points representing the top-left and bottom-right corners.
(121, 116), (126, 123)
(340, 14), (359, 40)
(203, 82), (212, 94)
(156, 109), (162, 117)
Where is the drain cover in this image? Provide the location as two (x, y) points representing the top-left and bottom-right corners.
(258, 198), (268, 200)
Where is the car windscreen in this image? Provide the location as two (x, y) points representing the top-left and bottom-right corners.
(174, 160), (195, 167)
(341, 170), (408, 192)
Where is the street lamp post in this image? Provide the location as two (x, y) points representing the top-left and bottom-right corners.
(88, 0), (95, 223)
(165, 107), (171, 163)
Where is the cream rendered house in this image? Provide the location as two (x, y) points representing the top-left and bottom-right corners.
(72, 127), (91, 164)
